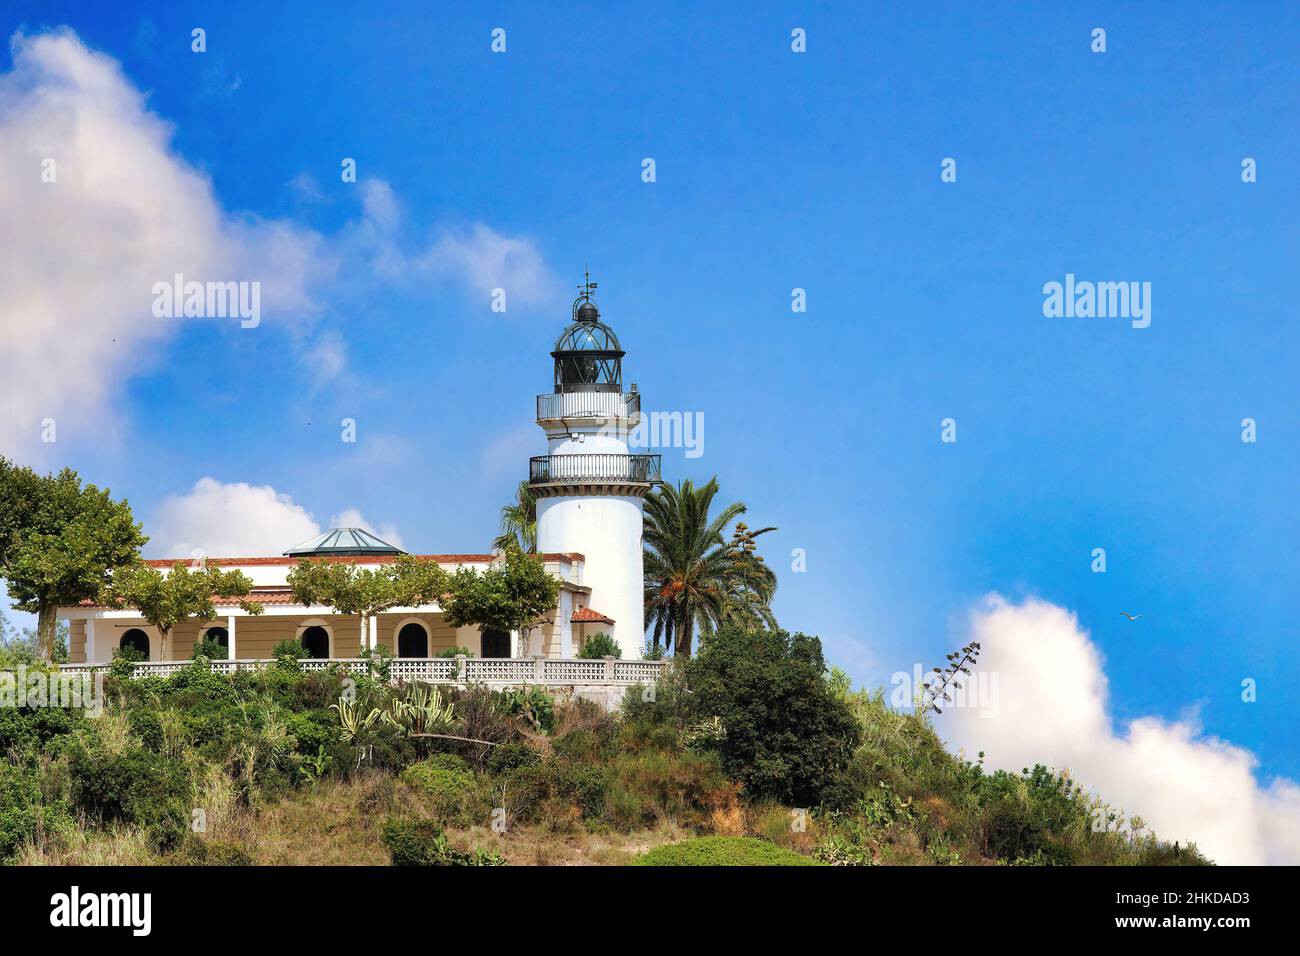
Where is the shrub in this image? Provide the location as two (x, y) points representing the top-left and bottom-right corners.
(618, 661), (690, 750)
(191, 634), (228, 660)
(401, 754), (485, 826)
(435, 646), (473, 658)
(686, 626), (860, 806)
(271, 639), (311, 660)
(381, 819), (504, 866)
(69, 745), (192, 849)
(498, 758), (606, 824)
(602, 749), (735, 831)
(578, 632), (621, 659)
(127, 709), (165, 752)
(284, 710), (339, 758)
(448, 686), (517, 763)
(486, 741), (541, 775)
(497, 686), (555, 734)
(0, 704), (79, 758)
(635, 836), (821, 866)
(109, 645), (147, 679)
(0, 764), (75, 861)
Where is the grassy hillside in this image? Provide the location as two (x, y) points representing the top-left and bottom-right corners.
(1, 629), (1209, 866)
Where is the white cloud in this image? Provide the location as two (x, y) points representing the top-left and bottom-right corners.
(303, 329), (348, 391)
(0, 29), (332, 458)
(941, 595), (1300, 865)
(288, 171), (326, 205)
(0, 29), (555, 460)
(417, 223), (554, 306)
(146, 477), (402, 559)
(480, 426), (539, 481)
(347, 180), (555, 305)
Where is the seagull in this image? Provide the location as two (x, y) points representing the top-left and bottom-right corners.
(1120, 612), (1141, 621)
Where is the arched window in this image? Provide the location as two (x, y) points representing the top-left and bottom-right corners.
(397, 622), (429, 658)
(120, 628), (150, 657)
(481, 628), (510, 659)
(202, 626), (229, 654)
(300, 626), (330, 659)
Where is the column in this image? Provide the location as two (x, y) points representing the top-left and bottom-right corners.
(86, 617), (96, 664)
(227, 615), (237, 660)
(559, 591), (573, 657)
(368, 614), (378, 653)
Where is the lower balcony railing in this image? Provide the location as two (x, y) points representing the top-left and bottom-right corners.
(529, 453), (661, 485)
(59, 657), (667, 686)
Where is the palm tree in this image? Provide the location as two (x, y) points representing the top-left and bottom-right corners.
(492, 480), (537, 553)
(642, 478), (776, 658)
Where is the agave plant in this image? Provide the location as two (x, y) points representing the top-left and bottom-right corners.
(383, 682), (456, 736)
(330, 696), (383, 743)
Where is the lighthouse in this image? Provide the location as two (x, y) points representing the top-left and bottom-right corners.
(530, 276), (660, 660)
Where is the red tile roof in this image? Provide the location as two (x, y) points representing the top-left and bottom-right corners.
(142, 553), (583, 568)
(571, 606), (614, 625)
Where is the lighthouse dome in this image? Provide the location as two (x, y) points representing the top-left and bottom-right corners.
(552, 286), (625, 393)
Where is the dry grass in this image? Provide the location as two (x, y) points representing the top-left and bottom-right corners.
(17, 771), (705, 867)
(17, 825), (161, 866)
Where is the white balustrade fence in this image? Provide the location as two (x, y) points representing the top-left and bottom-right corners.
(59, 656), (667, 689)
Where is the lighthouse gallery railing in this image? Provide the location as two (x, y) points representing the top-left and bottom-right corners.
(529, 453), (661, 484)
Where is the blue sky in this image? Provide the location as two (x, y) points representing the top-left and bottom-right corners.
(2, 1), (1297, 792)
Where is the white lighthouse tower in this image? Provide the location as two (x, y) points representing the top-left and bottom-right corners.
(531, 276), (659, 660)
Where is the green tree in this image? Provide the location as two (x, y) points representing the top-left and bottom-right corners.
(642, 478), (776, 658)
(491, 480), (537, 553)
(0, 459), (146, 662)
(108, 562), (264, 660)
(686, 625), (860, 806)
(286, 554), (448, 652)
(441, 547), (560, 657)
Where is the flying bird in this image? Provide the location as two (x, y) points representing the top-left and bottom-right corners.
(1120, 612), (1141, 621)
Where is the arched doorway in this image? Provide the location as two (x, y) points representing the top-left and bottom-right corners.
(397, 622), (429, 658)
(481, 628), (510, 658)
(300, 625), (330, 659)
(120, 628), (150, 657)
(202, 626), (229, 655)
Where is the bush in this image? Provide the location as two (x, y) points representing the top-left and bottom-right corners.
(109, 645), (147, 679)
(498, 686), (555, 734)
(578, 632), (621, 659)
(69, 745), (193, 849)
(0, 704), (80, 758)
(436, 646), (473, 658)
(381, 819), (504, 866)
(191, 634), (228, 660)
(401, 754), (485, 826)
(269, 637), (308, 660)
(602, 749), (734, 831)
(618, 661), (690, 750)
(497, 758), (606, 825)
(486, 741), (541, 775)
(635, 836), (821, 866)
(0, 764), (75, 861)
(686, 626), (860, 806)
(447, 686), (517, 763)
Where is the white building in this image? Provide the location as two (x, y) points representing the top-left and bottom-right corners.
(59, 280), (658, 666)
